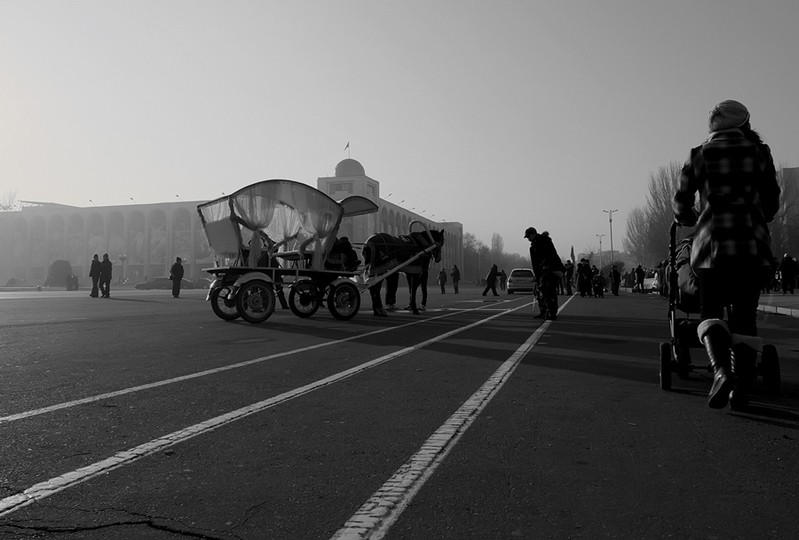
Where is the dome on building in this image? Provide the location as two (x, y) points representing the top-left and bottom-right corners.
(335, 159), (365, 177)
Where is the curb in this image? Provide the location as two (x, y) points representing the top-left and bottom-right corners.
(758, 304), (799, 319)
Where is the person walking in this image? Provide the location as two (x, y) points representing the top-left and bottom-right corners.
(169, 256), (185, 298)
(525, 227), (565, 320)
(438, 267), (447, 293)
(99, 253), (113, 298)
(634, 264), (645, 293)
(450, 265), (460, 294)
(777, 253), (797, 294)
(673, 99), (780, 410)
(563, 260), (574, 295)
(89, 254), (102, 297)
(482, 264), (499, 296)
(610, 265), (621, 296)
(499, 269), (507, 291)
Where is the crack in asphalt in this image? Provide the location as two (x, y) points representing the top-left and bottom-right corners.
(1, 511), (245, 539)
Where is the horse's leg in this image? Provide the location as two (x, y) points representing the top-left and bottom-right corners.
(370, 281), (387, 317)
(385, 273), (399, 309)
(408, 274), (420, 315)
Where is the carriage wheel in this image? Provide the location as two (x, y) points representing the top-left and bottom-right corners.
(761, 344), (780, 395)
(288, 281), (321, 318)
(236, 280), (276, 324)
(659, 342), (672, 391)
(210, 286), (240, 321)
(327, 281), (361, 321)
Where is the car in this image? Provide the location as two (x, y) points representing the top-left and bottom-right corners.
(643, 271), (659, 292)
(506, 268), (536, 294)
(135, 277), (196, 290)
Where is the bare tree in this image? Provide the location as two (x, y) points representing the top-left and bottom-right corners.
(644, 162), (683, 265)
(491, 233), (504, 255)
(770, 166), (799, 258)
(622, 162), (684, 266)
(622, 207), (648, 264)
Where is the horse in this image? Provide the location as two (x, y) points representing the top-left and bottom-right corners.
(362, 228), (444, 316)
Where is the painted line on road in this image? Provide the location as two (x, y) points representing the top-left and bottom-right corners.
(0, 300), (526, 424)
(0, 299), (541, 517)
(331, 295), (573, 540)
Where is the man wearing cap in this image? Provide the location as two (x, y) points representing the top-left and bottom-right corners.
(524, 227), (565, 320)
(673, 99), (780, 410)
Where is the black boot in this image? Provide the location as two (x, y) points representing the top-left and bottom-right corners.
(729, 335), (761, 411)
(698, 319), (733, 409)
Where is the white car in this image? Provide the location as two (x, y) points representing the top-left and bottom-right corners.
(507, 268), (536, 294)
(643, 271), (659, 292)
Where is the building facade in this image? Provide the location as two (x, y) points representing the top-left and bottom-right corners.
(0, 158), (463, 286)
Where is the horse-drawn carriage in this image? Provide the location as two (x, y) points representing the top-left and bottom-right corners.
(197, 179), (444, 324)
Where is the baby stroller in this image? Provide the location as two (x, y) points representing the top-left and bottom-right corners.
(658, 221), (781, 393)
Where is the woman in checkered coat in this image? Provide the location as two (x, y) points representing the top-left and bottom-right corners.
(673, 100), (781, 410)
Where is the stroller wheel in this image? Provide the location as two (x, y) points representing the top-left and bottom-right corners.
(761, 344), (780, 396)
(659, 342), (672, 391)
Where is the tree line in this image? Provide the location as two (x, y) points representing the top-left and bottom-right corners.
(622, 162), (798, 268)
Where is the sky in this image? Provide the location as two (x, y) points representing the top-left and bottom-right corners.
(2, 1), (798, 258)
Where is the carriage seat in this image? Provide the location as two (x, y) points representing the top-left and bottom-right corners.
(272, 236), (316, 268)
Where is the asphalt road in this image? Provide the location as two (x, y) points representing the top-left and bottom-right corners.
(1, 285), (797, 539)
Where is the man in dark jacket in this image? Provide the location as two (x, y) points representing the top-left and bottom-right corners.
(610, 265), (622, 296)
(525, 227), (565, 320)
(778, 254), (797, 294)
(170, 257), (185, 298)
(89, 254), (102, 297)
(99, 253), (113, 298)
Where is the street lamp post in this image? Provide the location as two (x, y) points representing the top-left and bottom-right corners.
(596, 234), (605, 271)
(602, 209), (617, 265)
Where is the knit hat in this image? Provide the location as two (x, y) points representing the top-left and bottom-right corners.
(708, 100), (750, 132)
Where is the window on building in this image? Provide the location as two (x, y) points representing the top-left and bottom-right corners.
(331, 182), (353, 194)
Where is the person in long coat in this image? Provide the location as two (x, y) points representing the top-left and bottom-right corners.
(89, 254), (102, 297)
(99, 253), (113, 298)
(673, 99), (780, 410)
(450, 265), (461, 294)
(438, 267), (447, 293)
(170, 257), (185, 298)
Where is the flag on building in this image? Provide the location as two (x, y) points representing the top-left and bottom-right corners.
(344, 141), (350, 151)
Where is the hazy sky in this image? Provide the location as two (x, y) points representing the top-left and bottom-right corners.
(2, 1), (797, 258)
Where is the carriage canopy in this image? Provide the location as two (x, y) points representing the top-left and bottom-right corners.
(197, 179), (377, 269)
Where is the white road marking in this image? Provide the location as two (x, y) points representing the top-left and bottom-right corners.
(0, 302), (528, 424)
(0, 300), (541, 517)
(331, 296), (573, 540)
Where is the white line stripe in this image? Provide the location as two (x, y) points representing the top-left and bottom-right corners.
(0, 301), (538, 517)
(0, 301), (527, 424)
(331, 295), (573, 540)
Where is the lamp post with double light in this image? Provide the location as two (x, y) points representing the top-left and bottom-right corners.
(596, 234), (605, 271)
(602, 209), (617, 265)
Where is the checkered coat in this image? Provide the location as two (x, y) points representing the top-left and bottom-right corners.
(672, 128), (780, 269)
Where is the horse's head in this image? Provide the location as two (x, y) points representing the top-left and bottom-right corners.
(427, 229), (445, 263)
